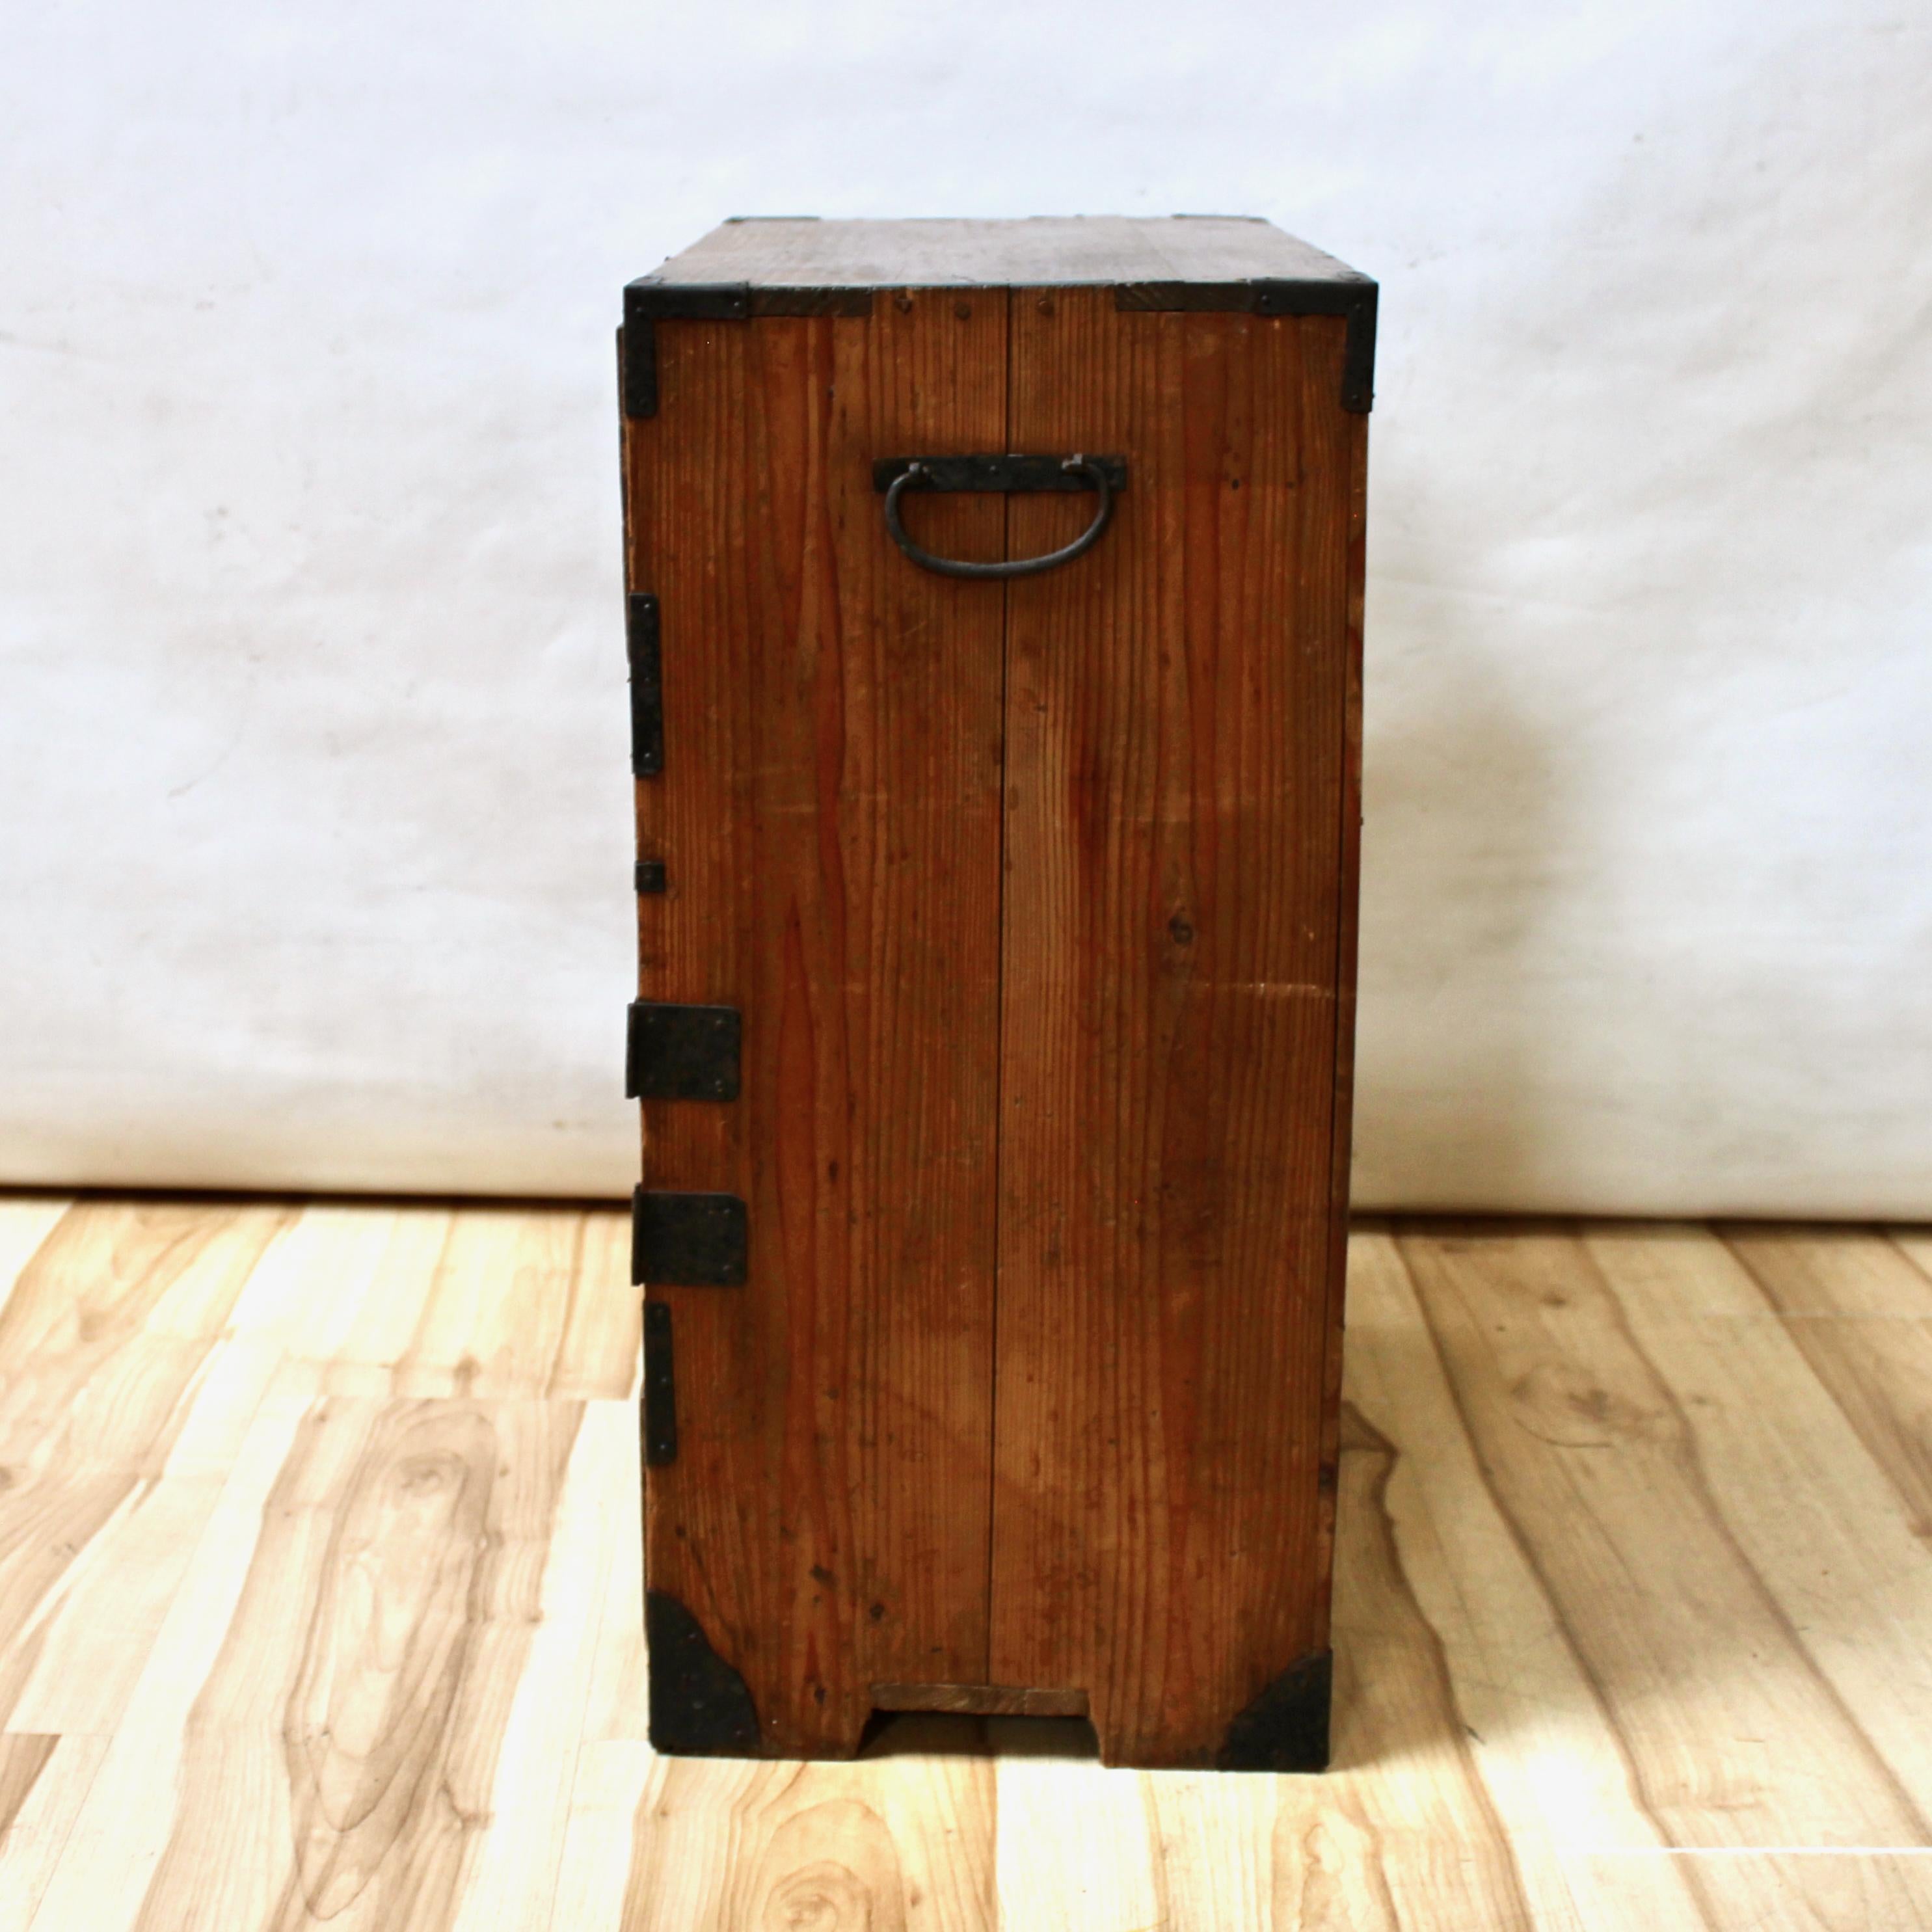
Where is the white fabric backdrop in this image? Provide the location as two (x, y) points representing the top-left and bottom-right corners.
(3, 0), (1927, 1214)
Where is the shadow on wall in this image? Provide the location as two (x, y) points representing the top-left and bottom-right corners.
(1350, 371), (1869, 1218)
(1349, 13), (1932, 1219)
(1348, 507), (1570, 1214)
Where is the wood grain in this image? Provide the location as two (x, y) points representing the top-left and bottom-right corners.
(448, 1393), (627, 1932)
(131, 1397), (581, 1931)
(0, 1202), (293, 1732)
(1583, 1225), (1932, 1802)
(0, 1200), (70, 1320)
(1724, 1225), (1932, 1535)
(622, 1730), (996, 1932)
(1341, 1229), (1701, 1931)
(647, 215), (1364, 292)
(1311, 408), (1370, 1649)
(869, 1682), (1087, 1717)
(626, 293), (1009, 1752)
(0, 1733), (107, 1932)
(228, 1203), (638, 1401)
(1890, 1228), (1932, 1281)
(0, 1736), (56, 1838)
(1348, 1226), (1932, 1932)
(1313, 1401), (1536, 1923)
(1006, 1387), (1545, 1931)
(394, 1206), (635, 1400)
(1393, 1222), (1932, 1930)
(1395, 1223), (1929, 1845)
(989, 291), (1356, 1765)
(12, 1201), (1932, 1931)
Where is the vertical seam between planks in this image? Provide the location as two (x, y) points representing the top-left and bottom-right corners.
(984, 282), (1015, 1683)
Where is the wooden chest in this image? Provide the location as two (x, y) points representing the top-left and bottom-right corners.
(619, 217), (1373, 1770)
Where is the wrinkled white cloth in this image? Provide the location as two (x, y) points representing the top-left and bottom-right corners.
(2, 0), (1926, 1213)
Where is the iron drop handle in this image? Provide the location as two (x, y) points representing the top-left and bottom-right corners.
(875, 453), (1128, 580)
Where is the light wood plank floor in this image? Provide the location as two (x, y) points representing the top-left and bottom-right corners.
(2, 1199), (1931, 1929)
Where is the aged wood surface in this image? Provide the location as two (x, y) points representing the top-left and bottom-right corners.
(625, 294), (1009, 1752)
(989, 293), (1356, 1764)
(647, 215), (1364, 291)
(868, 1683), (1088, 1718)
(5, 1200), (1932, 1929)
(1311, 409), (1370, 1645)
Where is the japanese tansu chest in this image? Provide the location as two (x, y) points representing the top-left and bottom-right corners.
(619, 217), (1373, 1771)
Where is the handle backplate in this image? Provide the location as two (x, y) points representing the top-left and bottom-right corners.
(875, 453), (1128, 580)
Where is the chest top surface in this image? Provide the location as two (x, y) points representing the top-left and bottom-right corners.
(639, 216), (1369, 292)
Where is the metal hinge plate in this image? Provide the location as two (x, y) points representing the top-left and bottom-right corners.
(628, 593), (663, 777)
(632, 1188), (749, 1287)
(626, 1002), (740, 1102)
(872, 453), (1129, 495)
(643, 1300), (678, 1464)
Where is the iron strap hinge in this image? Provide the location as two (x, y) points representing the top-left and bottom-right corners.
(628, 593), (662, 778)
(633, 1188), (749, 1287)
(626, 1001), (740, 1102)
(642, 1300), (678, 1464)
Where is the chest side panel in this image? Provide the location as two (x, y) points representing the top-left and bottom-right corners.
(626, 293), (1009, 1754)
(990, 291), (1359, 1766)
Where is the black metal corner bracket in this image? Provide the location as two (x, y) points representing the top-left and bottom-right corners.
(622, 271), (1368, 414)
(627, 593), (662, 778)
(622, 284), (745, 420)
(632, 1187), (748, 1287)
(1114, 277), (1378, 414)
(642, 1299), (678, 1464)
(622, 279), (873, 419)
(645, 1590), (764, 1756)
(626, 1002), (740, 1102)
(1216, 1649), (1333, 1772)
